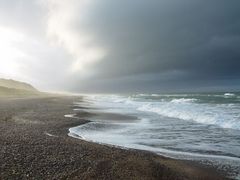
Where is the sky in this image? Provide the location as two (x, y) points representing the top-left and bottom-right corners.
(0, 0), (240, 93)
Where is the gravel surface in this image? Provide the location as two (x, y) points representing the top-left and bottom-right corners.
(0, 96), (227, 179)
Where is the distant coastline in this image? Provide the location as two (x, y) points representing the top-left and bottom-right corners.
(0, 78), (41, 97)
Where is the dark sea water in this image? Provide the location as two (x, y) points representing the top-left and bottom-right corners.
(69, 92), (240, 179)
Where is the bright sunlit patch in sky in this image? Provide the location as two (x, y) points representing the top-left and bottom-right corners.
(46, 0), (106, 73)
(0, 27), (27, 78)
(0, 0), (240, 92)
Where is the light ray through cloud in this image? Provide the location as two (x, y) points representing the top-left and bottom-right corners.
(0, 0), (239, 92)
(46, 0), (106, 73)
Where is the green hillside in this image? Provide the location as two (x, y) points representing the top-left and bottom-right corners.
(0, 78), (37, 91)
(0, 78), (40, 97)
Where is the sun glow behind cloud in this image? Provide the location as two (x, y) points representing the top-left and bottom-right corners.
(0, 0), (107, 90)
(0, 27), (27, 79)
(46, 0), (106, 73)
(0, 0), (239, 92)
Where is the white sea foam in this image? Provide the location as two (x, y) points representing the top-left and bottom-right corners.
(71, 93), (240, 179)
(224, 93), (235, 96)
(138, 101), (240, 130)
(45, 132), (58, 137)
(170, 98), (197, 103)
(85, 94), (240, 130)
(151, 94), (160, 97)
(64, 114), (76, 118)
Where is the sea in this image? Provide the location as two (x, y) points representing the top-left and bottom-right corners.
(68, 92), (240, 179)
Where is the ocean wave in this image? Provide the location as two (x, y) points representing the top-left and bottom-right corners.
(151, 94), (161, 97)
(138, 101), (240, 130)
(85, 94), (240, 130)
(75, 93), (240, 179)
(170, 98), (197, 103)
(113, 98), (126, 103)
(224, 93), (235, 97)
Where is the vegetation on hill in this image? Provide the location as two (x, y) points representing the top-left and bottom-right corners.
(0, 78), (40, 97)
(0, 78), (37, 91)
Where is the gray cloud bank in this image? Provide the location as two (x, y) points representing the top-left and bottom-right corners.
(72, 0), (240, 92)
(1, 0), (240, 93)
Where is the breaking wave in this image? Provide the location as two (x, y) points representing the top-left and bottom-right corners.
(91, 94), (240, 130)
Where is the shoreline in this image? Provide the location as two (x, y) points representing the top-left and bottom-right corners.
(69, 123), (240, 162)
(0, 96), (228, 179)
(67, 112), (240, 179)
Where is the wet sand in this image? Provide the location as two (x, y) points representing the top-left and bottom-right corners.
(0, 96), (227, 179)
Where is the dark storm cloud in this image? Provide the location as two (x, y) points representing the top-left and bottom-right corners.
(69, 0), (240, 92)
(1, 0), (240, 92)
